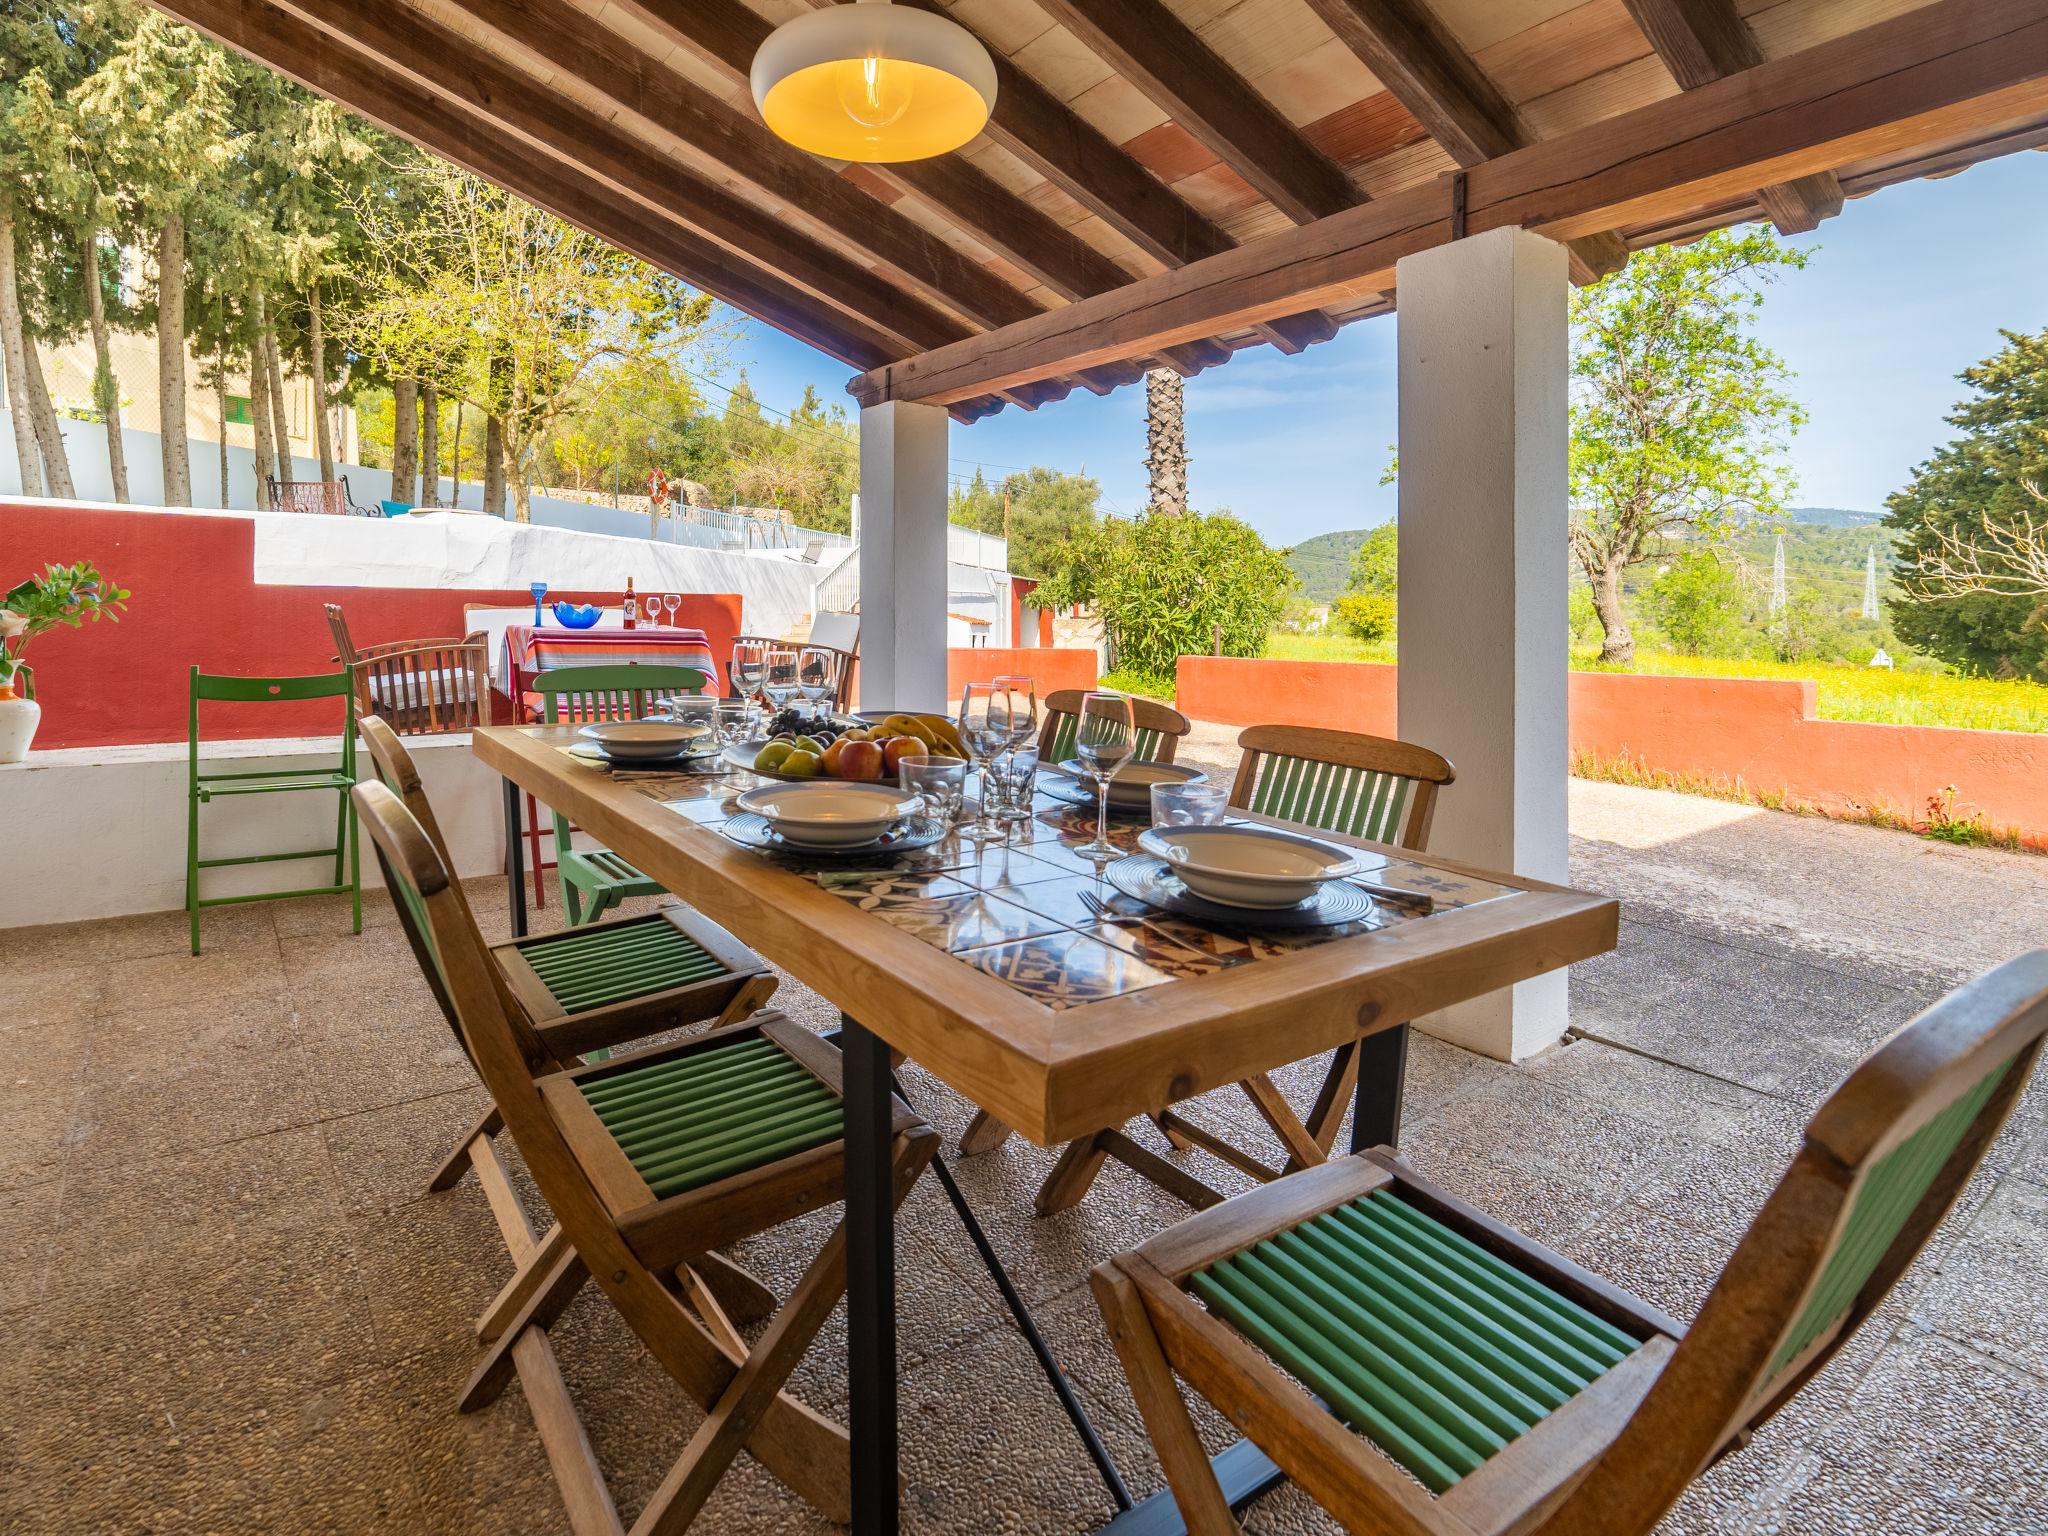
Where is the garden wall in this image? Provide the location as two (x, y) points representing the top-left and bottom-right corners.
(1178, 656), (2048, 847)
(947, 646), (1097, 700)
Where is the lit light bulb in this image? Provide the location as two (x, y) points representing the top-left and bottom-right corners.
(836, 50), (913, 132)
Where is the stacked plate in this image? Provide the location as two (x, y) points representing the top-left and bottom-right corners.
(734, 782), (922, 850)
(579, 720), (713, 765)
(1134, 824), (1359, 908)
(1046, 758), (1205, 810)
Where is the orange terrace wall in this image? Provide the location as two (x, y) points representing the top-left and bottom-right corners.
(947, 646), (1097, 699)
(1176, 656), (2048, 848)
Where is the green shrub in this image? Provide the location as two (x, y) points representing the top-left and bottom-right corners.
(1097, 666), (1176, 701)
(1333, 591), (1395, 642)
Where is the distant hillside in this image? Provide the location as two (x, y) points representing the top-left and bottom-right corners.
(1287, 527), (1368, 603)
(1788, 505), (1883, 528)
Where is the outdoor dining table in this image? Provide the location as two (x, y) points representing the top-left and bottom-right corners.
(472, 723), (1620, 1536)
(468, 606), (720, 718)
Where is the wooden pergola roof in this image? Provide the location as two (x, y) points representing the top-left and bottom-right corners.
(152, 0), (2048, 421)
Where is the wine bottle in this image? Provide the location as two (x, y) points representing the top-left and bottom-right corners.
(623, 576), (638, 630)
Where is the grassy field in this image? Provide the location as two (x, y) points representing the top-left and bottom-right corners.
(1256, 633), (2048, 733)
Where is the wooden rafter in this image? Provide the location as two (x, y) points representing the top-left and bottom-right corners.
(1622, 0), (1846, 233)
(852, 0), (2048, 408)
(1033, 0), (1360, 225)
(1300, 0), (1627, 284)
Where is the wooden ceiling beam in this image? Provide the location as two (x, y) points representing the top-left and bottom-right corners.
(559, 0), (1199, 387)
(851, 0), (2048, 407)
(1622, 0), (1846, 233)
(1033, 0), (1360, 225)
(1300, 0), (1625, 284)
(876, 0), (1337, 355)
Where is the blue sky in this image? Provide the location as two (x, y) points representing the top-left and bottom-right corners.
(722, 151), (2048, 549)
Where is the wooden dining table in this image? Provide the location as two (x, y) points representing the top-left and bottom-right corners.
(473, 723), (1619, 1536)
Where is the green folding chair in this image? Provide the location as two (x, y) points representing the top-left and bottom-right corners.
(534, 662), (712, 926)
(186, 666), (361, 954)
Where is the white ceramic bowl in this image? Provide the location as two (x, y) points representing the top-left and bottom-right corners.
(579, 720), (710, 760)
(1060, 758), (1206, 807)
(1137, 824), (1360, 908)
(735, 782), (919, 848)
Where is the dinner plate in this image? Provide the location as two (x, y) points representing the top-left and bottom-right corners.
(734, 782), (920, 847)
(721, 811), (946, 860)
(1104, 854), (1375, 930)
(1054, 758), (1206, 809)
(1136, 823), (1359, 908)
(567, 740), (719, 771)
(577, 719), (711, 760)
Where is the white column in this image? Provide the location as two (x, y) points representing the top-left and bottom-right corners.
(857, 400), (950, 711)
(1395, 227), (1571, 1061)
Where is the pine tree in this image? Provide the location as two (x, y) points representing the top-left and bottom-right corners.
(1143, 366), (1187, 517)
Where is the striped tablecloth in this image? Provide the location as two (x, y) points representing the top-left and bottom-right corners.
(497, 620), (719, 719)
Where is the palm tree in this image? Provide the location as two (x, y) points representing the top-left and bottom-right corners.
(1143, 366), (1186, 516)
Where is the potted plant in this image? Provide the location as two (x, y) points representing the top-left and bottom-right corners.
(0, 561), (130, 764)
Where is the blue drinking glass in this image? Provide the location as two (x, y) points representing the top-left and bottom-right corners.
(529, 581), (548, 626)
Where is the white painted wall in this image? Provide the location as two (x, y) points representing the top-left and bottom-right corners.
(1396, 228), (1572, 1062)
(0, 733), (504, 929)
(857, 401), (952, 711)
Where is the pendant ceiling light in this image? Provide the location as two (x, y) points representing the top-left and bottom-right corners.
(752, 0), (997, 164)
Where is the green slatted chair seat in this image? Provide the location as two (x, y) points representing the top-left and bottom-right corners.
(579, 1036), (844, 1200)
(522, 914), (731, 1014)
(1045, 712), (1168, 765)
(1768, 1060), (2008, 1376)
(1248, 755), (1416, 842)
(1190, 1190), (1639, 1495)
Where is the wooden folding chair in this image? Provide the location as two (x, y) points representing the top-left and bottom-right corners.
(956, 688), (1195, 1157)
(1029, 726), (1454, 1211)
(356, 717), (778, 1199)
(326, 601), (492, 735)
(1092, 952), (2048, 1535)
(354, 777), (940, 1534)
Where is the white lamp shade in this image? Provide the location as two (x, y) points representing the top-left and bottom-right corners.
(752, 1), (997, 164)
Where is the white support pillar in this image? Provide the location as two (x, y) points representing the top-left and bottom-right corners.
(1395, 226), (1571, 1061)
(857, 400), (950, 712)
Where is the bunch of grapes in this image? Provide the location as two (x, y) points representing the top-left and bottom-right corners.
(766, 706), (841, 746)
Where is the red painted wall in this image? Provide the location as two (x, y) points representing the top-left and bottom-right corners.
(947, 646), (1096, 699)
(1179, 656), (2048, 848)
(4, 502), (741, 749)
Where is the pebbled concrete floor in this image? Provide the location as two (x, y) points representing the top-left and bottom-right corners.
(2, 773), (2044, 1535)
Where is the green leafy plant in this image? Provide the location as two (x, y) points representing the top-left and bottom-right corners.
(0, 561), (129, 697)
(1332, 591), (1395, 643)
(1645, 552), (1745, 656)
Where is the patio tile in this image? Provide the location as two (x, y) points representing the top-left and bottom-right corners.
(8, 900), (278, 967)
(271, 887), (399, 937)
(290, 979), (477, 1119)
(319, 1083), (494, 1216)
(64, 994), (318, 1166)
(1523, 1033), (1793, 1151)
(0, 961), (106, 1027)
(349, 1191), (513, 1367)
(389, 1338), (569, 1536)
(1750, 1331), (2048, 1533)
(97, 941), (289, 1014)
(0, 1014), (90, 1191)
(52, 1124), (345, 1268)
(1554, 1200), (1729, 1324)
(279, 922), (421, 990)
(1912, 1177), (2048, 1379)
(0, 1178), (60, 1315)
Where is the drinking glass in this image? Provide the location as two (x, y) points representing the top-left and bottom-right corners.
(1074, 691), (1135, 861)
(1150, 780), (1229, 828)
(761, 645), (802, 715)
(985, 747), (1040, 833)
(956, 682), (1008, 842)
(528, 581), (548, 627)
(898, 755), (969, 831)
(730, 640), (770, 733)
(663, 593), (681, 628)
(797, 645), (841, 712)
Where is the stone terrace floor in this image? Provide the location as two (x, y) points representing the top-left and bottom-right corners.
(3, 769), (2045, 1535)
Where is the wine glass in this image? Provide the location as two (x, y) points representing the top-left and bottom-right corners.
(730, 640), (770, 734)
(797, 645), (841, 712)
(987, 677), (1038, 831)
(1074, 691), (1135, 862)
(663, 593), (681, 629)
(956, 682), (1008, 842)
(528, 581), (548, 627)
(761, 644), (802, 716)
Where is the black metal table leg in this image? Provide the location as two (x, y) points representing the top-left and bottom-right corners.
(841, 1015), (898, 1536)
(1351, 1021), (1410, 1152)
(502, 775), (527, 939)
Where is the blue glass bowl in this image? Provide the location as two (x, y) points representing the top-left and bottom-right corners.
(550, 602), (603, 629)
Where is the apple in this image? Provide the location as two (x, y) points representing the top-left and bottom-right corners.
(881, 735), (924, 775)
(838, 740), (885, 782)
(820, 736), (852, 776)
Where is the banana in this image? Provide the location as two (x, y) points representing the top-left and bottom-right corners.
(920, 715), (968, 756)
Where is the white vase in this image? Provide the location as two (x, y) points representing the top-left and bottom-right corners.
(0, 694), (40, 764)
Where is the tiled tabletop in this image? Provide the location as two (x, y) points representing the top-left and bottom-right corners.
(607, 753), (1523, 1013)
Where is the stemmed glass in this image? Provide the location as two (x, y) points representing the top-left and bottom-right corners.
(761, 645), (802, 716)
(730, 639), (770, 735)
(529, 581), (548, 627)
(797, 645), (841, 712)
(1074, 691), (1136, 862)
(663, 593), (681, 629)
(985, 677), (1039, 834)
(956, 682), (1010, 843)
